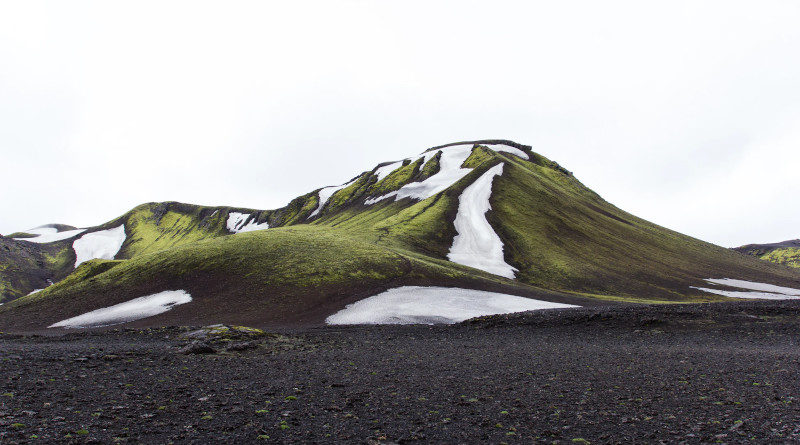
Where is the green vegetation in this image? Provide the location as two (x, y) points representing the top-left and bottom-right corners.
(0, 237), (75, 302)
(368, 158), (424, 196)
(760, 247), (800, 269)
(418, 151), (441, 179)
(323, 173), (371, 213)
(116, 203), (229, 258)
(734, 242), (800, 269)
(6, 232), (36, 239)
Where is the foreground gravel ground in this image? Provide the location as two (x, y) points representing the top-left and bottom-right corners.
(2, 300), (800, 443)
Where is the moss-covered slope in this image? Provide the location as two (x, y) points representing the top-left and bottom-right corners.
(734, 240), (800, 269)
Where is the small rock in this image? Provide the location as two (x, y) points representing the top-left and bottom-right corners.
(179, 341), (215, 355)
(226, 341), (258, 352)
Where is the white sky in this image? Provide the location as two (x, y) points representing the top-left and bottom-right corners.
(1, 0), (798, 247)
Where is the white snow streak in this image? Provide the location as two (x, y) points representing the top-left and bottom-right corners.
(73, 225), (127, 267)
(490, 143), (530, 160)
(308, 177), (359, 218)
(372, 161), (404, 182)
(365, 145), (473, 205)
(49, 290), (192, 329)
(326, 286), (577, 325)
(692, 278), (800, 300)
(703, 278), (800, 296)
(12, 226), (86, 243)
(447, 163), (517, 279)
(226, 212), (269, 233)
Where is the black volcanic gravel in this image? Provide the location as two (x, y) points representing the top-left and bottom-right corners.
(2, 301), (800, 443)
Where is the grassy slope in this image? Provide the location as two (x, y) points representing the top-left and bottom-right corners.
(0, 226), (585, 331)
(489, 155), (800, 300)
(1, 203), (276, 302)
(0, 237), (76, 303)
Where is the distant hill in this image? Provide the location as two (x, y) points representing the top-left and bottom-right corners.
(734, 240), (800, 269)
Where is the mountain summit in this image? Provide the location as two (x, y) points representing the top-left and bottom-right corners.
(2, 140), (799, 330)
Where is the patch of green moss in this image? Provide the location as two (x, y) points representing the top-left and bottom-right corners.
(119, 204), (227, 258)
(417, 151), (441, 180)
(368, 158), (424, 196)
(323, 173), (372, 213)
(761, 248), (800, 268)
(462, 146), (495, 168)
(7, 232), (36, 239)
(271, 193), (319, 226)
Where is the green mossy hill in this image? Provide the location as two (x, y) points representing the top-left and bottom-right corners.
(487, 159), (800, 301)
(315, 145), (800, 301)
(734, 240), (800, 269)
(3, 140), (800, 326)
(0, 225), (578, 331)
(112, 202), (231, 258)
(1, 202), (274, 301)
(104, 201), (278, 259)
(0, 237), (75, 303)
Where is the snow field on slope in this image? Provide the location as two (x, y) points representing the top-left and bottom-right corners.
(364, 143), (529, 205)
(447, 163), (517, 279)
(227, 212), (269, 233)
(73, 225), (127, 267)
(326, 286), (578, 325)
(49, 290), (192, 329)
(308, 177), (360, 218)
(693, 278), (800, 300)
(13, 226), (86, 243)
(365, 145), (473, 205)
(704, 278), (800, 296)
(488, 143), (529, 160)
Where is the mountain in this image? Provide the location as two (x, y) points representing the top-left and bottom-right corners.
(2, 140), (799, 331)
(733, 239), (800, 269)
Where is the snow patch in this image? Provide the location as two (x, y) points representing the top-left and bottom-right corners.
(365, 145), (473, 205)
(372, 161), (405, 182)
(49, 290), (192, 329)
(73, 225), (127, 267)
(447, 163), (517, 279)
(227, 212), (269, 233)
(703, 278), (800, 296)
(326, 286), (578, 325)
(13, 226), (86, 244)
(692, 287), (800, 300)
(308, 177), (359, 218)
(692, 278), (800, 300)
(488, 143), (530, 160)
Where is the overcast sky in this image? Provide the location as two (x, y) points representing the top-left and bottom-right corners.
(1, 1), (798, 247)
